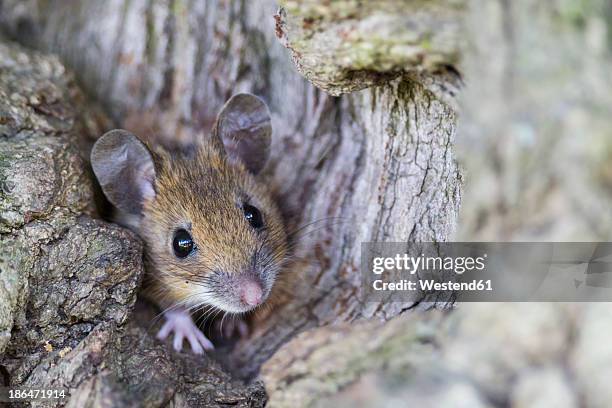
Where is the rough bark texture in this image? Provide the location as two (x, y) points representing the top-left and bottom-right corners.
(275, 0), (465, 95)
(0, 0), (462, 383)
(0, 38), (118, 357)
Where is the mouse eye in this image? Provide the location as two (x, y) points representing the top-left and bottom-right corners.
(243, 204), (264, 229)
(173, 229), (194, 258)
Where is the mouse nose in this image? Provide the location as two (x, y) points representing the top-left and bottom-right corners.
(240, 280), (263, 307)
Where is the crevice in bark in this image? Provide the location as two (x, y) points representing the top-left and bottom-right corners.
(0, 0), (463, 402)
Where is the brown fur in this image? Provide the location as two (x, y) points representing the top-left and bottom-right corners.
(138, 142), (288, 315)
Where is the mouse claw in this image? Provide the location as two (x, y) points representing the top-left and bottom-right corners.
(157, 308), (214, 354)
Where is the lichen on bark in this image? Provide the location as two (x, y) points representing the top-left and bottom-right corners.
(275, 0), (465, 94)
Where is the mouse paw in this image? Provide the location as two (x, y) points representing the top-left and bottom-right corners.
(216, 316), (250, 339)
(156, 308), (214, 354)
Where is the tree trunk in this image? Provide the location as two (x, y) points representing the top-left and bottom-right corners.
(0, 0), (462, 381)
(3, 1), (612, 407)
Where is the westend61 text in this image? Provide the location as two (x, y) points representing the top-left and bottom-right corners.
(372, 279), (493, 292)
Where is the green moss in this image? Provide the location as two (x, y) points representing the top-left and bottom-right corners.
(170, 0), (186, 18)
(557, 0), (601, 28)
(145, 6), (157, 64)
(421, 35), (433, 51)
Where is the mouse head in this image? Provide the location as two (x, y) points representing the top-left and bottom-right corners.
(91, 94), (287, 314)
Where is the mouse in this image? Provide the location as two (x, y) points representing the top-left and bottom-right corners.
(90, 93), (288, 354)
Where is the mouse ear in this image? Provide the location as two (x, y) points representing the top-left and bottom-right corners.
(213, 93), (272, 174)
(91, 129), (156, 215)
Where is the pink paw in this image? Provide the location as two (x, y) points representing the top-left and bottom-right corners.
(156, 308), (214, 354)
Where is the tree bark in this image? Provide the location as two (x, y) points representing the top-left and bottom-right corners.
(0, 0), (462, 380)
(3, 1), (612, 407)
(275, 0), (465, 95)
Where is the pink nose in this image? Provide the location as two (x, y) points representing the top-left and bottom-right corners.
(240, 280), (263, 306)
